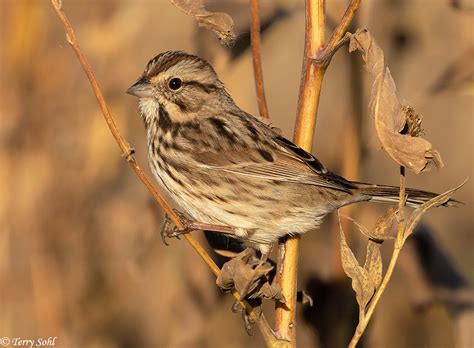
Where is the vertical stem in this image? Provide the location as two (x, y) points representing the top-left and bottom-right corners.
(275, 1), (325, 344)
(250, 0), (270, 119)
(294, 0), (326, 147)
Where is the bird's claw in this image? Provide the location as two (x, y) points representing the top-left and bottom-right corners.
(160, 209), (193, 245)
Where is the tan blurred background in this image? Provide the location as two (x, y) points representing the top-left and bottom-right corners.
(0, 1), (473, 347)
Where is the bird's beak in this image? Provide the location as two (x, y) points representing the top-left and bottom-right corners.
(126, 78), (154, 98)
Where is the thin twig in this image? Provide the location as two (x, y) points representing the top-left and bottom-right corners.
(250, 0), (270, 119)
(49, 0), (178, 226)
(348, 166), (406, 348)
(323, 0), (361, 56)
(48, 2), (280, 346)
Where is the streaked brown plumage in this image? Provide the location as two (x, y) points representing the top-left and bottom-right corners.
(127, 51), (445, 255)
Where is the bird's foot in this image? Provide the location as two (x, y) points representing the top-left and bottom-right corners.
(160, 209), (193, 245)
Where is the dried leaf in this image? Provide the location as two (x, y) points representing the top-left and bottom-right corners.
(348, 28), (443, 173)
(363, 207), (397, 289)
(373, 206), (398, 237)
(339, 220), (374, 318)
(403, 181), (466, 242)
(171, 0), (236, 46)
(364, 242), (383, 290)
(339, 214), (395, 242)
(216, 248), (284, 302)
(401, 105), (424, 137)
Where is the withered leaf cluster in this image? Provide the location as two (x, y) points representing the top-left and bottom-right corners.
(339, 208), (397, 320)
(171, 0), (236, 46)
(348, 29), (443, 174)
(216, 248), (284, 302)
(340, 183), (463, 322)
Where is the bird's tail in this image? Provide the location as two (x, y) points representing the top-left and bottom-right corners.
(353, 182), (455, 208)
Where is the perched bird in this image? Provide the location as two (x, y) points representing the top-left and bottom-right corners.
(127, 51), (446, 256)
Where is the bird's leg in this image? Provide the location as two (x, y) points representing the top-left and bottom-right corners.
(160, 209), (242, 245)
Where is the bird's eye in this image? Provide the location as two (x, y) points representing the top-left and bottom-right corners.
(168, 78), (182, 90)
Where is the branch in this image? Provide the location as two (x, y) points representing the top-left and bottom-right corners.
(276, 0), (362, 344)
(49, 1), (178, 225)
(323, 0), (361, 55)
(48, 1), (280, 346)
(250, 0), (270, 119)
(275, 0), (325, 344)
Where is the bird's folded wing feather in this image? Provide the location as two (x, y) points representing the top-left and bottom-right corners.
(192, 133), (355, 193)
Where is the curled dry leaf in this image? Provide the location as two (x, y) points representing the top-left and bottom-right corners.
(338, 218), (375, 320)
(363, 242), (383, 291)
(171, 0), (236, 46)
(348, 28), (443, 173)
(403, 181), (466, 243)
(339, 213), (396, 242)
(373, 206), (398, 238)
(216, 248), (284, 302)
(364, 207), (398, 290)
(339, 208), (398, 316)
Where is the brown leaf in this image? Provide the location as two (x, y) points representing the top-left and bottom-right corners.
(373, 206), (398, 237)
(403, 181), (466, 242)
(363, 242), (382, 290)
(363, 207), (397, 290)
(339, 220), (374, 318)
(339, 213), (395, 242)
(171, 0), (236, 46)
(401, 105), (424, 137)
(348, 28), (443, 173)
(216, 248), (284, 302)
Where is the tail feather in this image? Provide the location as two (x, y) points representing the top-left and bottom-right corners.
(354, 182), (456, 208)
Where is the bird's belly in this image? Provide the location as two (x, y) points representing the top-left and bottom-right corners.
(150, 158), (330, 245)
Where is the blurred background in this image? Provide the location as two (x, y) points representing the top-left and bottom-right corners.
(0, 0), (473, 347)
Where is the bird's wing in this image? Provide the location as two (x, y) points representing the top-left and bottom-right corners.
(192, 131), (355, 193)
